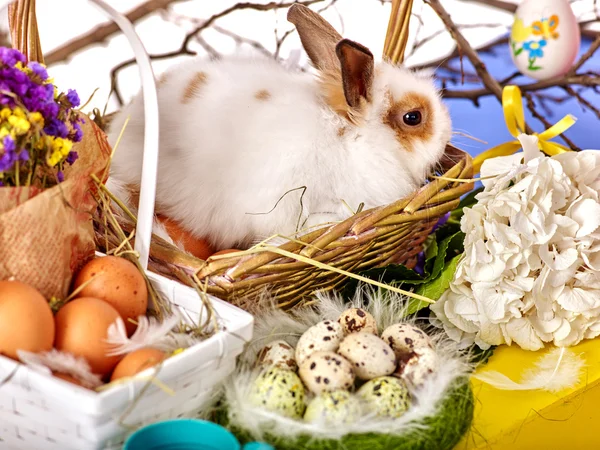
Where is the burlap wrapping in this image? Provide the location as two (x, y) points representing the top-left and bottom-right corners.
(0, 112), (111, 299)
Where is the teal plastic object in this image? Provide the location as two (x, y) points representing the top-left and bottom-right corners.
(123, 419), (274, 450)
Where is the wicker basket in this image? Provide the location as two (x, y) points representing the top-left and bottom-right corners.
(0, 1), (254, 449)
(95, 0), (474, 311)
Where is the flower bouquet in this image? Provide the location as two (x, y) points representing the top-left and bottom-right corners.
(431, 134), (600, 352)
(0, 47), (111, 299)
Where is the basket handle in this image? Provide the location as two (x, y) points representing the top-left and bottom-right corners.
(383, 0), (414, 64)
(6, 0), (160, 271)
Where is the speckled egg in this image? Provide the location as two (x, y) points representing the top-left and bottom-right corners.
(357, 376), (411, 418)
(256, 340), (297, 371)
(381, 323), (433, 361)
(337, 332), (396, 380)
(298, 351), (355, 394)
(295, 320), (344, 366)
(338, 308), (378, 335)
(304, 390), (363, 425)
(249, 367), (306, 419)
(395, 346), (439, 389)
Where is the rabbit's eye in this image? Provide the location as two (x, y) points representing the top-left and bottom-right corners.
(403, 111), (422, 126)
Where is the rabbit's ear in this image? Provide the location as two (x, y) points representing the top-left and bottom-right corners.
(335, 39), (374, 108)
(287, 3), (342, 72)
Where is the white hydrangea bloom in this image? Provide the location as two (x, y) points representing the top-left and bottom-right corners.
(431, 135), (600, 351)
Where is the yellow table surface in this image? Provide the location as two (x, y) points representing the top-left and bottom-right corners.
(455, 339), (600, 450)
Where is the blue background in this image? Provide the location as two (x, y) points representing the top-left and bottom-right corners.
(434, 34), (600, 157)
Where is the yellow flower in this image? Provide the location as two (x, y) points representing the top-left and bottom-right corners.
(8, 115), (31, 135)
(52, 137), (73, 156)
(29, 112), (44, 126)
(48, 150), (62, 167)
(0, 108), (11, 120)
(511, 18), (533, 43)
(12, 107), (25, 119)
(0, 127), (9, 139)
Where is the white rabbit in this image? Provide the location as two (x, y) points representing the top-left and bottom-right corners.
(105, 4), (452, 252)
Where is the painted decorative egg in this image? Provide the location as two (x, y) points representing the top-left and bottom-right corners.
(509, 0), (580, 80)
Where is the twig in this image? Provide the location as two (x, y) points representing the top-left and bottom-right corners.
(442, 74), (600, 101)
(410, 22), (507, 55)
(563, 85), (600, 119)
(461, 0), (517, 13)
(109, 0), (325, 105)
(45, 0), (186, 65)
(212, 25), (274, 58)
(523, 92), (580, 150)
(569, 34), (600, 74)
(424, 0), (504, 99)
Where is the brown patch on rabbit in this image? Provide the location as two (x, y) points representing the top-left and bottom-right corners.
(337, 126), (347, 137)
(383, 92), (434, 151)
(182, 72), (208, 104)
(319, 69), (363, 125)
(157, 72), (169, 87)
(254, 89), (271, 101)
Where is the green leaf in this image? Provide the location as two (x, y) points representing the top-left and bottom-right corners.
(429, 231), (465, 280)
(415, 254), (461, 300)
(514, 47), (524, 56)
(404, 254), (461, 316)
(529, 66), (542, 71)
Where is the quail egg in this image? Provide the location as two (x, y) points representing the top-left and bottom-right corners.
(337, 332), (396, 380)
(357, 376), (411, 419)
(395, 346), (439, 389)
(338, 308), (378, 335)
(295, 320), (344, 366)
(381, 323), (433, 361)
(304, 390), (363, 425)
(298, 351), (355, 394)
(249, 367), (306, 419)
(256, 339), (297, 371)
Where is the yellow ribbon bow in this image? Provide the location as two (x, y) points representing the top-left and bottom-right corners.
(472, 85), (577, 174)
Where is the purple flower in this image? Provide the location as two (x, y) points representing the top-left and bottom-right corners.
(0, 136), (16, 172)
(57, 171), (64, 182)
(66, 89), (80, 108)
(414, 251), (426, 276)
(44, 118), (69, 138)
(0, 48), (26, 67)
(0, 180), (4, 186)
(18, 150), (29, 162)
(432, 212), (451, 232)
(28, 62), (48, 81)
(66, 151), (78, 165)
(3, 136), (15, 153)
(69, 123), (83, 142)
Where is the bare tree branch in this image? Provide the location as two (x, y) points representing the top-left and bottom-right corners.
(109, 0), (326, 106)
(524, 92), (580, 150)
(423, 0), (505, 102)
(45, 0), (186, 66)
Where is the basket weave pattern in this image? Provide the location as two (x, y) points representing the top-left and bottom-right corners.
(196, 145), (473, 308)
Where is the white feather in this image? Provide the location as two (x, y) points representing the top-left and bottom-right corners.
(105, 313), (201, 356)
(17, 349), (103, 389)
(223, 285), (473, 440)
(472, 346), (584, 393)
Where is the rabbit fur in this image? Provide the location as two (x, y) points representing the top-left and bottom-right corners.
(105, 5), (452, 251)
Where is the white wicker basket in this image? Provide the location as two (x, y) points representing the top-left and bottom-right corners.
(0, 1), (254, 449)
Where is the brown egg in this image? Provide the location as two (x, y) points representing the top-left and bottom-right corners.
(54, 297), (122, 376)
(0, 280), (54, 360)
(72, 256), (148, 336)
(110, 348), (167, 382)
